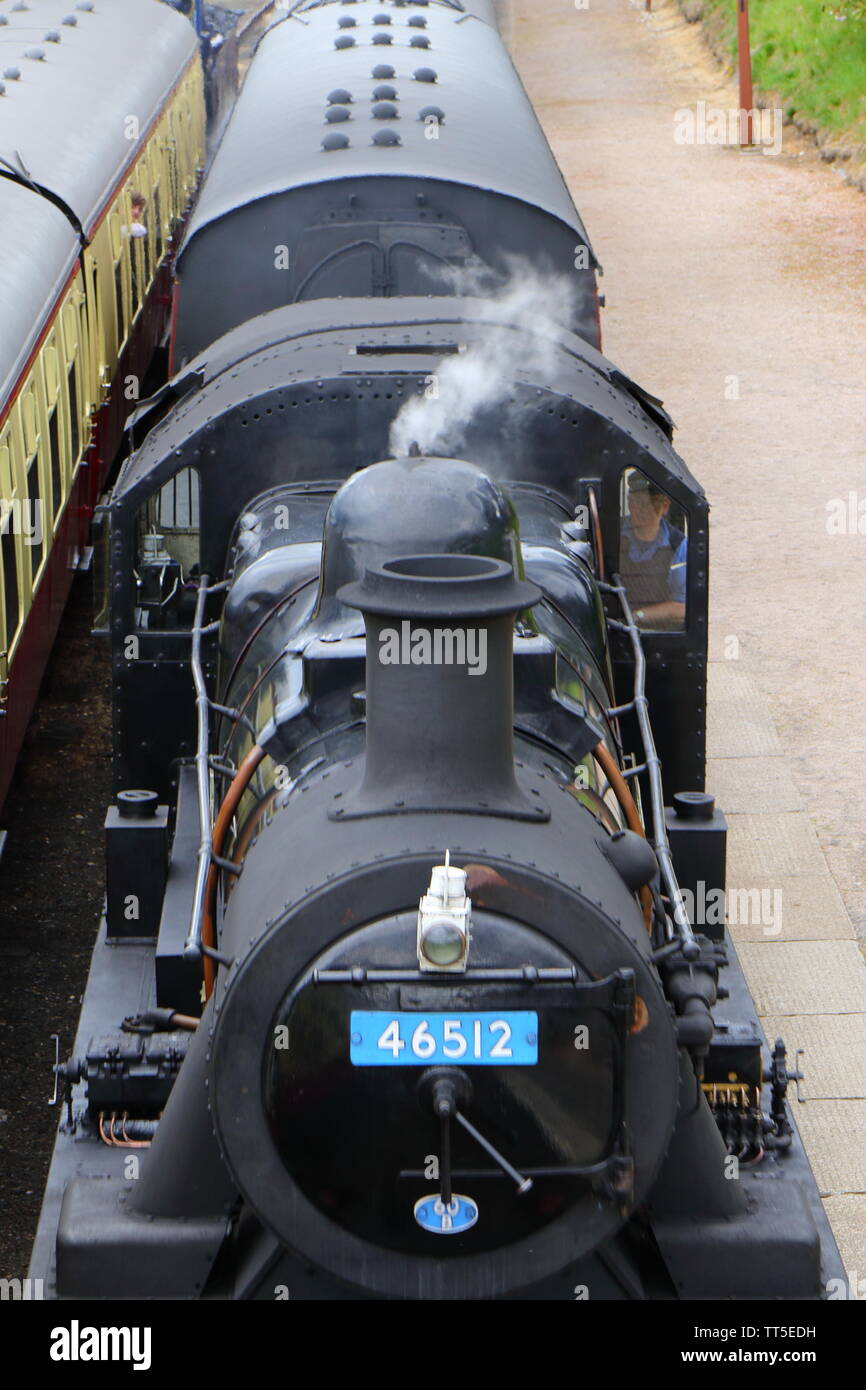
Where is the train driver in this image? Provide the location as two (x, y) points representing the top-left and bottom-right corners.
(619, 471), (687, 629)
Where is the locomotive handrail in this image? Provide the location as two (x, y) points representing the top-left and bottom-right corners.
(601, 577), (698, 955)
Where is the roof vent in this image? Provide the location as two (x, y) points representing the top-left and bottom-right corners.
(75, 1), (94, 9)
(325, 105), (351, 123)
(372, 128), (400, 147)
(419, 104), (444, 124)
(11, 2), (29, 9)
(0, 82), (5, 95)
(327, 87), (352, 104)
(337, 15), (356, 25)
(372, 83), (396, 100)
(44, 29), (61, 41)
(61, 13), (77, 23)
(0, 16), (8, 24)
(372, 100), (398, 119)
(372, 63), (395, 79)
(3, 66), (21, 79)
(373, 12), (391, 22)
(410, 35), (430, 48)
(408, 16), (427, 26)
(335, 35), (356, 49)
(322, 132), (350, 151)
(24, 46), (45, 59)
(372, 33), (392, 44)
(413, 67), (437, 83)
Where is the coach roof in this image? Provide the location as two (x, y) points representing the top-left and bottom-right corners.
(0, 0), (197, 238)
(0, 181), (75, 412)
(179, 0), (592, 259)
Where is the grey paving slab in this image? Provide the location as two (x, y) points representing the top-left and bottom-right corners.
(737, 941), (866, 1016)
(726, 873), (854, 942)
(706, 755), (804, 816)
(726, 813), (831, 882)
(821, 1197), (866, 1288)
(795, 1103), (866, 1196)
(707, 703), (785, 759)
(761, 1015), (866, 1099)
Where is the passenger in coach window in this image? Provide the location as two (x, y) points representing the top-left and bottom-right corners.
(129, 191), (148, 238)
(619, 471), (687, 630)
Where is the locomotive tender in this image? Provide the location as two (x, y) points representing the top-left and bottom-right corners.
(31, 0), (844, 1299)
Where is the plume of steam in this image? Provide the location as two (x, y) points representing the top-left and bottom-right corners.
(388, 257), (578, 460)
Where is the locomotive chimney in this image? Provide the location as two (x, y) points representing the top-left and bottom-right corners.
(337, 554), (546, 820)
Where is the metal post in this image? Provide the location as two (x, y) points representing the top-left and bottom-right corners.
(737, 0), (754, 147)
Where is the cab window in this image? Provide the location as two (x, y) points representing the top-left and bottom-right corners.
(133, 467), (200, 630)
(618, 468), (687, 631)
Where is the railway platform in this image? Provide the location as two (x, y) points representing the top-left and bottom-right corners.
(504, 0), (866, 1283)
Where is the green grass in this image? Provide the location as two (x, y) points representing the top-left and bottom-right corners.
(696, 0), (866, 142)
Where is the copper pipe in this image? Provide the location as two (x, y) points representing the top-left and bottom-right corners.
(231, 785), (279, 868)
(169, 1012), (198, 1032)
(593, 740), (653, 933)
(202, 743), (267, 998)
(587, 485), (606, 582)
(119, 1115), (152, 1149)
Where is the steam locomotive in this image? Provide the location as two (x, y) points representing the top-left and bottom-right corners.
(31, 0), (844, 1299)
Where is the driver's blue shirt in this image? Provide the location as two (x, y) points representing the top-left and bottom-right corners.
(622, 519), (687, 605)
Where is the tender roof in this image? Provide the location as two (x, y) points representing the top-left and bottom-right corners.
(180, 0), (591, 254)
(0, 0), (198, 235)
(288, 0), (500, 23)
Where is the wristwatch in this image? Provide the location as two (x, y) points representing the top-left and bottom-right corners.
(635, 609), (646, 624)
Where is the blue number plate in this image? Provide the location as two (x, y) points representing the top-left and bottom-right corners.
(349, 1011), (538, 1067)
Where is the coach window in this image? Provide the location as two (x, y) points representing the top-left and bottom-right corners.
(42, 341), (65, 525)
(133, 467), (200, 630)
(136, 158), (154, 284)
(163, 118), (179, 228)
(21, 384), (45, 583)
(152, 183), (164, 262)
(618, 468), (688, 631)
(110, 205), (129, 353)
(0, 435), (20, 656)
(125, 179), (149, 319)
(85, 232), (112, 380)
(62, 299), (83, 469)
